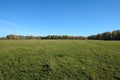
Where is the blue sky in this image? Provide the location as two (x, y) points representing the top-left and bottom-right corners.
(0, 0), (120, 37)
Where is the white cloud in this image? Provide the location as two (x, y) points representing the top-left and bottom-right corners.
(0, 20), (19, 29)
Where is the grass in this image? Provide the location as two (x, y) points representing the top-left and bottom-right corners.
(0, 40), (120, 80)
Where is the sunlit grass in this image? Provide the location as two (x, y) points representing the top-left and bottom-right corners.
(0, 40), (120, 80)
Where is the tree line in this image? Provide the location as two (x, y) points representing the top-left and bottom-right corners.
(0, 30), (120, 40)
(88, 30), (120, 40)
(0, 35), (86, 40)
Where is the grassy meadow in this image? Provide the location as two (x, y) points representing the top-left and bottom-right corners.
(0, 40), (120, 80)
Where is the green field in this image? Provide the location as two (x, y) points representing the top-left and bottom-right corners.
(0, 40), (120, 80)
